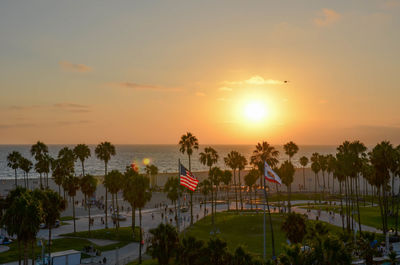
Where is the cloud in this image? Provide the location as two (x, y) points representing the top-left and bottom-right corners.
(224, 75), (286, 86)
(218, 86), (233, 92)
(0, 120), (91, 130)
(314, 8), (341, 27)
(195, 92), (206, 97)
(53, 103), (91, 113)
(113, 82), (181, 92)
(59, 61), (92, 73)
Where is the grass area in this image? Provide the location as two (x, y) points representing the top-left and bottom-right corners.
(185, 211), (344, 259)
(60, 216), (78, 221)
(300, 204), (397, 230)
(0, 237), (126, 264)
(185, 212), (286, 259)
(61, 226), (140, 242)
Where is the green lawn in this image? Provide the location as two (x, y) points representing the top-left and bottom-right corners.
(0, 237), (125, 264)
(300, 204), (397, 231)
(185, 212), (287, 259)
(61, 226), (140, 242)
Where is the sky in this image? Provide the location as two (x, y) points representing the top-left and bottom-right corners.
(0, 0), (399, 145)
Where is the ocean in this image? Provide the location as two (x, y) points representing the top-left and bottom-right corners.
(0, 145), (338, 180)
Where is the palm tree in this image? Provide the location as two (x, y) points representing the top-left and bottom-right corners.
(1, 188), (42, 265)
(104, 169), (123, 229)
(64, 175), (80, 233)
(237, 153), (247, 211)
(133, 174), (152, 264)
(310, 153), (321, 202)
(209, 166), (223, 216)
(148, 223), (179, 265)
(326, 154), (336, 193)
(19, 157), (32, 190)
(224, 151), (239, 213)
(7, 151), (22, 187)
(30, 141), (49, 189)
(220, 170), (232, 211)
(369, 141), (396, 236)
(244, 169), (258, 210)
(179, 132), (199, 225)
(279, 160), (295, 212)
(281, 212), (307, 244)
(122, 167), (139, 234)
(95, 141), (116, 229)
(80, 174), (97, 235)
(199, 179), (211, 217)
(42, 153), (52, 188)
(283, 141), (299, 163)
(319, 155), (328, 198)
(299, 156), (309, 191)
(250, 141), (279, 259)
(40, 189), (66, 256)
(73, 144), (91, 176)
(164, 176), (183, 226)
(56, 147), (76, 199)
(145, 164), (159, 188)
(199, 147), (219, 227)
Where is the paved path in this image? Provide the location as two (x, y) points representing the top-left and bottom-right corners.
(1, 200), (383, 265)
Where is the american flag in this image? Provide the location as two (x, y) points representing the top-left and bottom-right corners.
(179, 164), (199, 191)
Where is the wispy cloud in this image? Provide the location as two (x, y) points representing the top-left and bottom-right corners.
(223, 75), (286, 86)
(113, 82), (181, 92)
(59, 61), (92, 73)
(53, 103), (91, 113)
(195, 92), (206, 97)
(314, 8), (341, 27)
(218, 86), (233, 92)
(0, 120), (91, 130)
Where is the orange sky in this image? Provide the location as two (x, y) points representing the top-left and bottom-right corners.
(0, 1), (399, 145)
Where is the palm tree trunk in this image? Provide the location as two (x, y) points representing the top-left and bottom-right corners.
(139, 207), (143, 264)
(314, 173), (317, 203)
(132, 206), (136, 238)
(340, 181), (344, 231)
(355, 174), (362, 234)
(288, 183), (291, 213)
(302, 167), (305, 190)
(14, 169), (18, 187)
(238, 170), (243, 211)
(31, 239), (34, 265)
(105, 162), (108, 229)
(48, 226), (52, 259)
(226, 186), (230, 211)
(18, 239), (21, 265)
(249, 186), (253, 210)
(233, 170), (238, 213)
(396, 179), (400, 235)
(73, 196), (76, 233)
(116, 192), (120, 230)
(82, 161), (85, 176)
(88, 205), (91, 236)
(378, 187), (385, 235)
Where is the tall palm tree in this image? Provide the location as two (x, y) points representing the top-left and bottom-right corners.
(42, 153), (52, 188)
(64, 175), (80, 233)
(57, 147), (76, 199)
(220, 170), (232, 211)
(104, 170), (123, 230)
(299, 156), (309, 191)
(95, 141), (116, 229)
(7, 151), (22, 187)
(73, 144), (91, 176)
(134, 174), (152, 264)
(250, 141), (279, 259)
(179, 132), (199, 225)
(80, 174), (97, 235)
(209, 166), (223, 216)
(310, 153), (321, 202)
(40, 189), (66, 259)
(224, 151), (239, 213)
(19, 157), (32, 190)
(244, 169), (258, 210)
(283, 141), (299, 163)
(145, 164), (159, 188)
(237, 153), (247, 211)
(199, 179), (211, 217)
(279, 161), (295, 212)
(30, 141), (49, 189)
(199, 147), (219, 227)
(319, 155), (328, 199)
(164, 176), (183, 226)
(326, 154), (336, 193)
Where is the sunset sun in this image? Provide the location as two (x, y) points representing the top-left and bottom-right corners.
(244, 101), (267, 122)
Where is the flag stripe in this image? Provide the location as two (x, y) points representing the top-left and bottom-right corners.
(179, 164), (199, 191)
